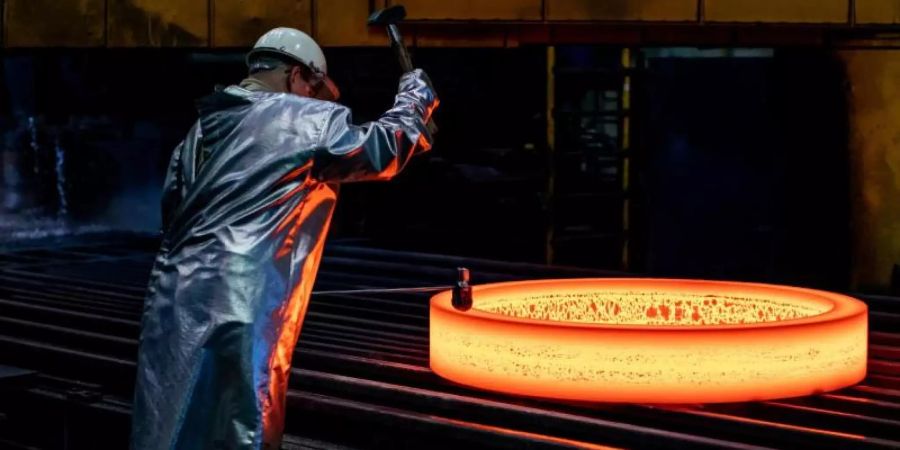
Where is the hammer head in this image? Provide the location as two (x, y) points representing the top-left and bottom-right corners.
(368, 5), (407, 25)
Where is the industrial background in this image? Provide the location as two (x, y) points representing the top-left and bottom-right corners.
(1, 0), (900, 448)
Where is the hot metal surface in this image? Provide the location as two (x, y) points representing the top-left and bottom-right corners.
(0, 235), (900, 449)
(430, 279), (868, 403)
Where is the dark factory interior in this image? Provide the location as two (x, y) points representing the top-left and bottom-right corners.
(1, 1), (899, 449)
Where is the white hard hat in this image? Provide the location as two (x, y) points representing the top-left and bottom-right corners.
(248, 27), (339, 100)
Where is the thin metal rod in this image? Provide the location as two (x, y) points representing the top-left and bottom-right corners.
(311, 285), (452, 296)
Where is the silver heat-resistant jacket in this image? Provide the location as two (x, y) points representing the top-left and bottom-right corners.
(132, 69), (437, 450)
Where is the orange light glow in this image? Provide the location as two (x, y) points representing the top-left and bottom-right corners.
(430, 279), (868, 403)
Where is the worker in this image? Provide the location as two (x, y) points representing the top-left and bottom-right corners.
(130, 27), (438, 450)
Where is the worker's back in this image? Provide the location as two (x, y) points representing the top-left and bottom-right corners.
(131, 69), (437, 450)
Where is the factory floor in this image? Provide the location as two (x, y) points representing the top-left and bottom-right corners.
(0, 234), (898, 449)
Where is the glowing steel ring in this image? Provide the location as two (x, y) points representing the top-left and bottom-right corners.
(430, 279), (867, 403)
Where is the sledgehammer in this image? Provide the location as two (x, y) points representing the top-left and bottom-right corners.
(368, 5), (438, 135)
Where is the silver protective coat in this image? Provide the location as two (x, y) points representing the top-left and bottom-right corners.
(131, 69), (437, 450)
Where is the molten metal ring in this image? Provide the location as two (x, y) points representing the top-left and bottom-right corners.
(430, 279), (868, 403)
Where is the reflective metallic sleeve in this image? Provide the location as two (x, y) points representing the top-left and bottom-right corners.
(159, 123), (201, 232)
(160, 140), (183, 232)
(313, 69), (439, 183)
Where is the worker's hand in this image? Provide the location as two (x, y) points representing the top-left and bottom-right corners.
(414, 69), (436, 93)
(399, 69), (438, 126)
(401, 69), (437, 98)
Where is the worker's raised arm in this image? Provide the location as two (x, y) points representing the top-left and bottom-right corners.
(313, 69), (438, 183)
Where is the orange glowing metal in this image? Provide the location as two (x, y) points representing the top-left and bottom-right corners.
(430, 279), (868, 403)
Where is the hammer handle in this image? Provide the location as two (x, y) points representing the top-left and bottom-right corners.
(387, 24), (438, 135)
(387, 25), (415, 72)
